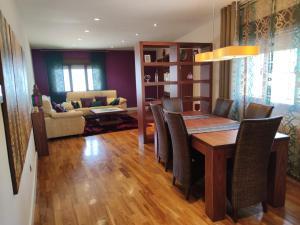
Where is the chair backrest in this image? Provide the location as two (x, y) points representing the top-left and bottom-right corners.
(232, 116), (282, 209)
(162, 97), (183, 112)
(213, 98), (234, 117)
(165, 112), (191, 186)
(150, 104), (170, 162)
(244, 103), (274, 119)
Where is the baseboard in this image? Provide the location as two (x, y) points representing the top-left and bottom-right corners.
(29, 151), (38, 225)
(127, 107), (137, 111)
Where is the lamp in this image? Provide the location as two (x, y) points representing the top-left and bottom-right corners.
(214, 45), (260, 60)
(195, 0), (260, 62)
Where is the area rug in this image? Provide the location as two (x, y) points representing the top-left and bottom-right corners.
(84, 114), (138, 136)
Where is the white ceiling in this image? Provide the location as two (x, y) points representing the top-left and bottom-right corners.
(16, 0), (232, 49)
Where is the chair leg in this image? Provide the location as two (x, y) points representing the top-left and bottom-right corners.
(232, 208), (238, 223)
(165, 158), (169, 172)
(262, 201), (268, 213)
(172, 177), (176, 186)
(158, 156), (161, 163)
(185, 185), (191, 200)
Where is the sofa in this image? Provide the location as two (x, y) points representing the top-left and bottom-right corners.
(42, 96), (85, 139)
(64, 90), (127, 116)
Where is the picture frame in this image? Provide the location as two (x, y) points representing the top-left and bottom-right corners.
(144, 54), (151, 63)
(0, 85), (3, 103)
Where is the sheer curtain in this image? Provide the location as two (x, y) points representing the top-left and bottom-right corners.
(45, 52), (65, 103)
(230, 0), (300, 179)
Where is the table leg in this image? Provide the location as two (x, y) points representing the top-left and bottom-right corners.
(205, 149), (227, 221)
(267, 139), (289, 207)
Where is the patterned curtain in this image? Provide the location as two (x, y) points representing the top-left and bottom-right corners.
(45, 52), (66, 103)
(91, 52), (107, 90)
(231, 0), (300, 180)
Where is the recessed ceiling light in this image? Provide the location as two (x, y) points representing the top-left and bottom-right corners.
(153, 23), (158, 27)
(84, 30), (90, 33)
(77, 38), (82, 41)
(94, 18), (101, 21)
(121, 40), (125, 43)
(135, 33), (139, 36)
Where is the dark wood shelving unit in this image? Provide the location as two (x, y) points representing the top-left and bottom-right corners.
(135, 41), (213, 144)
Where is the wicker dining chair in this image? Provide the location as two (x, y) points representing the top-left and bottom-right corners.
(213, 98), (234, 117)
(165, 112), (204, 200)
(150, 104), (172, 171)
(161, 97), (183, 112)
(244, 102), (274, 119)
(228, 116), (283, 222)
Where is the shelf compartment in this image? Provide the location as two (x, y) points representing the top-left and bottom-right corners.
(144, 81), (178, 86)
(180, 80), (210, 84)
(143, 62), (177, 67)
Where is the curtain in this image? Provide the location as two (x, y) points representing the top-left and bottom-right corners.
(219, 2), (239, 98)
(91, 52), (107, 90)
(45, 52), (65, 103)
(231, 0), (300, 179)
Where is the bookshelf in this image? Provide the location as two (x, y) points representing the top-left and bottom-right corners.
(135, 41), (213, 144)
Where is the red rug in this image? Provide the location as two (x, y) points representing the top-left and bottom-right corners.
(83, 114), (138, 136)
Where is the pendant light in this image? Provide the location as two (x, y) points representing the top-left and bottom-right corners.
(196, 0), (260, 62)
(216, 0), (260, 60)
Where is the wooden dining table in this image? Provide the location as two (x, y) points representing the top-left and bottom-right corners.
(182, 111), (290, 222)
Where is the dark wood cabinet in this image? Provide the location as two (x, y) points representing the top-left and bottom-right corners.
(31, 109), (49, 157)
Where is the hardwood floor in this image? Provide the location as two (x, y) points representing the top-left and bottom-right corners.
(35, 129), (300, 225)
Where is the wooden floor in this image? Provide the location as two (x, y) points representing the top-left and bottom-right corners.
(35, 129), (300, 225)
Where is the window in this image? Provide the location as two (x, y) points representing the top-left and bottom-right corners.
(63, 65), (95, 92)
(250, 48), (297, 105)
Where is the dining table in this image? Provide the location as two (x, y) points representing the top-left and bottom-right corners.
(181, 111), (290, 222)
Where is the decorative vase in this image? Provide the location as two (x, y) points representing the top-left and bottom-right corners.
(144, 74), (151, 82)
(31, 84), (42, 107)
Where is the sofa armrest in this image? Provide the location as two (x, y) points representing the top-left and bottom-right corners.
(50, 111), (83, 119)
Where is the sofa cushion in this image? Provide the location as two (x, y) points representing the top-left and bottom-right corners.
(91, 101), (104, 107)
(52, 102), (67, 113)
(71, 101), (81, 109)
(66, 90), (117, 102)
(80, 98), (93, 107)
(95, 96), (107, 106)
(109, 98), (120, 105)
(61, 102), (74, 111)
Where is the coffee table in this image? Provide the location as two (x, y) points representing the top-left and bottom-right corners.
(86, 107), (128, 126)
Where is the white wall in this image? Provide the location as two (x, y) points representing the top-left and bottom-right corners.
(0, 0), (37, 225)
(176, 14), (221, 108)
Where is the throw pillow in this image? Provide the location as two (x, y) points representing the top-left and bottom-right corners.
(91, 101), (104, 107)
(80, 98), (93, 108)
(61, 102), (74, 111)
(71, 101), (81, 109)
(95, 96), (107, 106)
(109, 98), (120, 106)
(52, 101), (67, 113)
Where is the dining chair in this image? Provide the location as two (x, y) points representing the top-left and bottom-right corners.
(244, 102), (274, 119)
(161, 97), (183, 112)
(228, 116), (283, 222)
(165, 112), (204, 200)
(150, 104), (172, 171)
(212, 98), (234, 117)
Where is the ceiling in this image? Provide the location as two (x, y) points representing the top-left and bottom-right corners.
(16, 0), (233, 49)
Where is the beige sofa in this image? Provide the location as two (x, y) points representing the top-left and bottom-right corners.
(42, 96), (85, 139)
(65, 90), (127, 116)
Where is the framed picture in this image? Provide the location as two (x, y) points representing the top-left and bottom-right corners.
(144, 54), (151, 63)
(0, 85), (3, 103)
(0, 12), (31, 194)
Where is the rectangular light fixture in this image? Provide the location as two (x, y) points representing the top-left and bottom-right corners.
(195, 45), (260, 62)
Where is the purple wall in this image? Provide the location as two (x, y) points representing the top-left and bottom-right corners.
(31, 50), (137, 107)
(106, 51), (136, 108)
